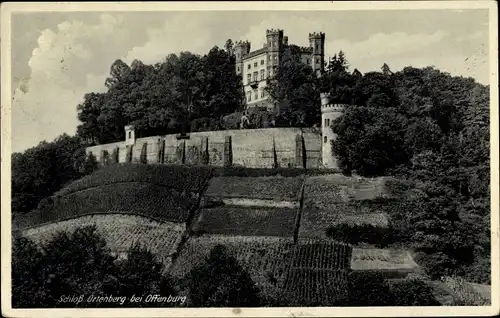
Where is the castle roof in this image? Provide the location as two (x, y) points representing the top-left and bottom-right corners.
(243, 47), (268, 59)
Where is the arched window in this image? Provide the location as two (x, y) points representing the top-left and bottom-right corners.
(324, 136), (328, 143)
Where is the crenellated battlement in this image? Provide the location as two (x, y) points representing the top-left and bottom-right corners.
(309, 32), (325, 39)
(235, 40), (251, 47)
(298, 46), (313, 53)
(266, 28), (283, 35)
(321, 104), (347, 112)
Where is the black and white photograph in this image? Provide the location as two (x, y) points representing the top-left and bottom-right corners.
(1, 1), (498, 317)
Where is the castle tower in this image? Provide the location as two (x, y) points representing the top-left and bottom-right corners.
(234, 40), (251, 76)
(125, 125), (136, 146)
(321, 93), (344, 169)
(309, 32), (325, 76)
(266, 29), (284, 70)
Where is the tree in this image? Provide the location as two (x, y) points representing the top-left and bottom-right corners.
(224, 39), (234, 56)
(105, 59), (132, 88)
(185, 245), (261, 307)
(11, 135), (91, 214)
(12, 226), (177, 308)
(265, 45), (320, 126)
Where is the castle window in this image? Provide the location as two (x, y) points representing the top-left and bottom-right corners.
(254, 62), (257, 67)
(254, 90), (258, 100)
(247, 74), (251, 84)
(327, 119), (330, 126)
(261, 59), (264, 65)
(253, 72), (258, 81)
(324, 136), (328, 143)
(248, 64), (251, 69)
(260, 69), (265, 81)
(128, 131), (131, 139)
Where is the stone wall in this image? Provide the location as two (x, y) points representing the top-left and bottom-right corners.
(86, 127), (322, 169)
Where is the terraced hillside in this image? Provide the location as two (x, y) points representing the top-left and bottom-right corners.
(15, 165), (441, 304)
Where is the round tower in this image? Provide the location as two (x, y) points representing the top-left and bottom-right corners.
(321, 93), (344, 169)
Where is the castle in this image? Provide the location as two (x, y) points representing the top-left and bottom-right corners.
(86, 29), (345, 170)
(234, 29), (325, 111)
(86, 92), (345, 170)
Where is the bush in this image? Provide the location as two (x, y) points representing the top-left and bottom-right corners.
(347, 271), (392, 306)
(184, 245), (261, 307)
(387, 278), (441, 306)
(326, 223), (393, 246)
(418, 252), (457, 280)
(12, 226), (177, 308)
(140, 143), (148, 164)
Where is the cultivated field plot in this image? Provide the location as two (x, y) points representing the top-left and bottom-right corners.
(302, 174), (390, 209)
(280, 268), (350, 306)
(290, 239), (352, 270)
(28, 182), (196, 228)
(23, 214), (185, 267)
(350, 248), (419, 272)
(204, 176), (304, 201)
(170, 235), (295, 299)
(192, 206), (298, 237)
(56, 164), (214, 196)
(298, 205), (389, 239)
(278, 240), (352, 306)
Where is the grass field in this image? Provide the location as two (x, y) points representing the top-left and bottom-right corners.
(299, 203), (389, 239)
(351, 248), (420, 272)
(303, 175), (390, 208)
(56, 164), (214, 196)
(23, 214), (185, 268)
(25, 182), (197, 228)
(204, 176), (304, 200)
(192, 206), (298, 237)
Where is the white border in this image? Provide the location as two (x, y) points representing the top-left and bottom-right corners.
(1, 1), (499, 317)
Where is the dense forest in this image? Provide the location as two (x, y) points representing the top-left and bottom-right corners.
(12, 40), (491, 286)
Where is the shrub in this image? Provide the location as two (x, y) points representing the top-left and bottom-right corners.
(326, 223), (393, 246)
(12, 226), (177, 308)
(418, 252), (457, 280)
(442, 276), (489, 306)
(387, 278), (441, 306)
(140, 143), (148, 164)
(184, 245), (261, 307)
(347, 271), (392, 306)
(111, 147), (119, 164)
(126, 146), (133, 163)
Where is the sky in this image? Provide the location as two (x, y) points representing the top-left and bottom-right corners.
(9, 8), (491, 153)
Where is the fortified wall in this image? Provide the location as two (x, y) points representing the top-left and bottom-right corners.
(86, 127), (323, 169)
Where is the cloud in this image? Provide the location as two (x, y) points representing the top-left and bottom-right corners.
(123, 12), (217, 64)
(331, 31), (449, 61)
(12, 14), (133, 153)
